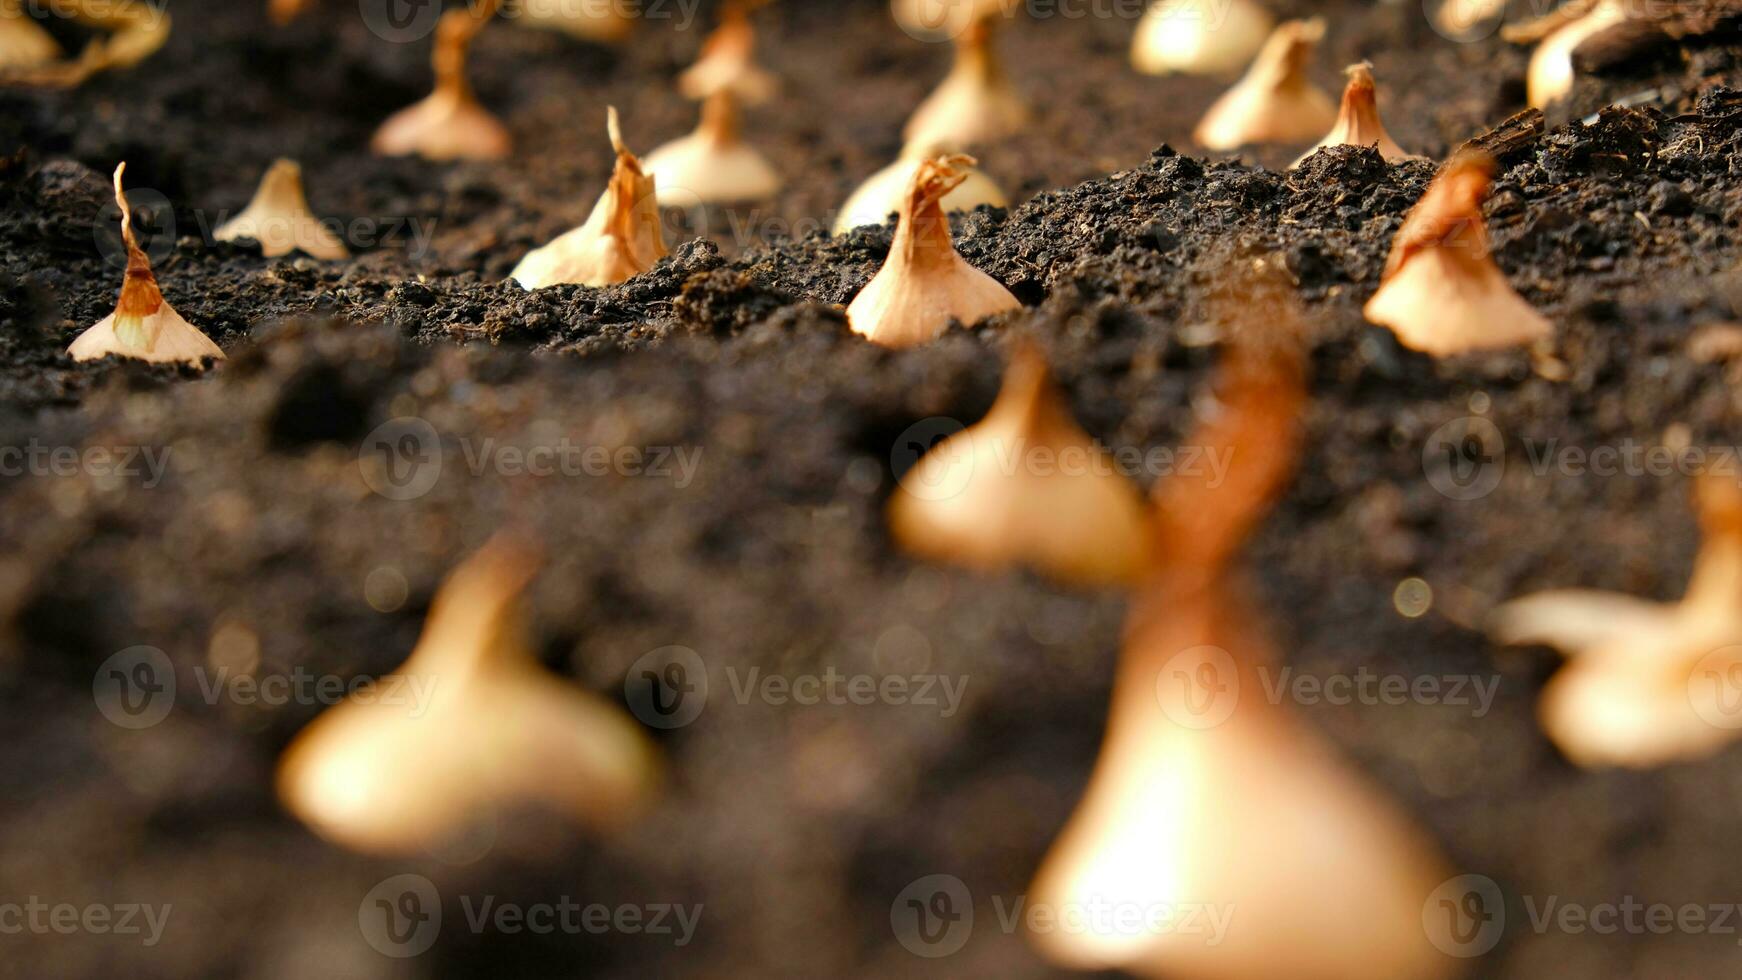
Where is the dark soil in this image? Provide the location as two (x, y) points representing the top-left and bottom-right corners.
(4, 0), (1742, 977)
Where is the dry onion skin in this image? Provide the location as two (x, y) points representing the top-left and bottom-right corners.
(833, 148), (1006, 234)
(1292, 62), (1423, 168)
(845, 154), (1020, 348)
(372, 1), (512, 162)
(902, 15), (1029, 153)
(214, 159), (350, 260)
(678, 0), (776, 104)
(1027, 321), (1457, 980)
(69, 164), (224, 367)
(1363, 151), (1553, 355)
(276, 536), (661, 855)
(887, 342), (1150, 586)
(644, 91), (782, 206)
(1524, 0), (1627, 109)
(1130, 0), (1273, 77)
(268, 0), (316, 26)
(0, 0), (170, 88)
(512, 107), (669, 289)
(1492, 477), (1742, 769)
(1192, 18), (1335, 151)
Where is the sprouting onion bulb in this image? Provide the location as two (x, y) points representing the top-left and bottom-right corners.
(1292, 62), (1424, 168)
(1027, 323), (1457, 980)
(1493, 476), (1742, 769)
(1192, 18), (1335, 151)
(644, 90), (782, 206)
(1131, 0), (1273, 77)
(834, 145), (1007, 234)
(846, 154), (1020, 348)
(887, 342), (1150, 586)
(277, 535), (661, 855)
(902, 14), (1029, 153)
(1363, 151), (1552, 355)
(372, 1), (511, 162)
(512, 107), (669, 289)
(68, 164), (224, 366)
(678, 0), (776, 104)
(214, 159), (350, 260)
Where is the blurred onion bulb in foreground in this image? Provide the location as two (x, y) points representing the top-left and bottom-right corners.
(1131, 0), (1273, 77)
(214, 159), (350, 260)
(1193, 18), (1335, 151)
(1363, 151), (1552, 355)
(834, 145), (1006, 234)
(1493, 476), (1742, 768)
(845, 154), (1020, 348)
(0, 0), (61, 69)
(513, 108), (668, 289)
(277, 536), (660, 855)
(69, 164), (224, 366)
(645, 91), (782, 205)
(903, 15), (1029, 153)
(1028, 310), (1456, 980)
(372, 2), (512, 162)
(887, 343), (1151, 586)
(1293, 62), (1423, 167)
(678, 0), (776, 104)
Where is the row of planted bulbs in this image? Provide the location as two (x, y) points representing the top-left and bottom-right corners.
(18, 4), (1739, 978)
(53, 0), (1591, 363)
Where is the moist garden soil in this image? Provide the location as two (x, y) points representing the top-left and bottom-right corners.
(4, 0), (1742, 977)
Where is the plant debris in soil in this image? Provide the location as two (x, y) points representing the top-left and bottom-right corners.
(4, 0), (1742, 978)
